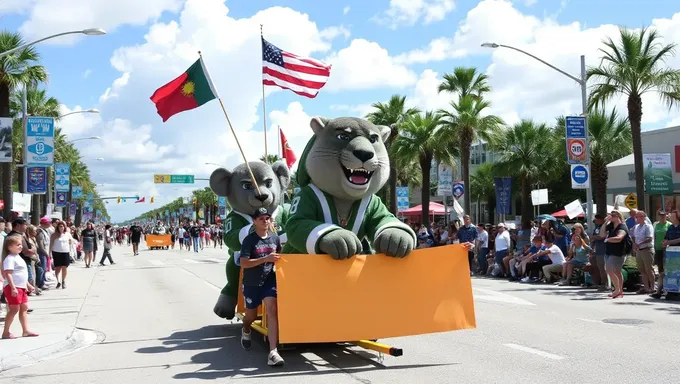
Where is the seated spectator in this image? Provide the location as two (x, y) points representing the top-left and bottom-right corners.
(539, 234), (566, 283)
(520, 236), (550, 282)
(416, 234), (431, 249)
(557, 234), (591, 286)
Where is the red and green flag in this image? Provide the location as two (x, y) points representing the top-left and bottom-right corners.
(150, 58), (218, 122)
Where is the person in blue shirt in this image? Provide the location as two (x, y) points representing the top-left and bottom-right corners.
(456, 215), (477, 272)
(520, 236), (550, 282)
(625, 209), (638, 230)
(552, 220), (570, 256)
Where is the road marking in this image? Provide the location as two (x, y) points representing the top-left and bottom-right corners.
(576, 318), (636, 329)
(503, 343), (565, 360)
(183, 259), (199, 264)
(148, 260), (164, 266)
(123, 262), (135, 267)
(473, 288), (536, 306)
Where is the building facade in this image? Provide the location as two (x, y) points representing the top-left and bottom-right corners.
(606, 125), (680, 213)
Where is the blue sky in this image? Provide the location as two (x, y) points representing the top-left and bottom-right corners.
(2, 0), (680, 221)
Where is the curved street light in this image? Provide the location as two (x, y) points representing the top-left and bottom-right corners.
(0, 28), (107, 59)
(481, 41), (593, 233)
(59, 109), (99, 119)
(68, 136), (101, 143)
(205, 162), (225, 167)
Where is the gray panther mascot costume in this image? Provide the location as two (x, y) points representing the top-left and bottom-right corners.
(282, 116), (416, 258)
(210, 161), (290, 320)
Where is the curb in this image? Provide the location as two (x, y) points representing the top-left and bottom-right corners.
(0, 327), (100, 373)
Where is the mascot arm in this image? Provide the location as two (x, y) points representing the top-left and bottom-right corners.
(274, 203), (291, 244)
(223, 214), (252, 251)
(286, 189), (342, 254)
(366, 197), (417, 257)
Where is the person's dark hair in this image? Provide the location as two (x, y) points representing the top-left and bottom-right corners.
(544, 233), (555, 244)
(105, 224), (111, 229)
(12, 217), (26, 226)
(0, 217), (5, 223)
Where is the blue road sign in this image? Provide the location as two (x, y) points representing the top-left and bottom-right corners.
(25, 117), (55, 166)
(565, 116), (586, 138)
(571, 164), (589, 189)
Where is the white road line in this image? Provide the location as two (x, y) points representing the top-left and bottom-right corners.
(503, 343), (565, 360)
(148, 260), (164, 266)
(183, 259), (199, 264)
(473, 288), (536, 306)
(123, 262), (135, 267)
(576, 318), (636, 329)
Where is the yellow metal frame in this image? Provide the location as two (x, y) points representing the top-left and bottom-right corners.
(235, 294), (403, 357)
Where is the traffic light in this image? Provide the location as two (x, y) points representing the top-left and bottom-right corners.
(117, 197), (121, 204)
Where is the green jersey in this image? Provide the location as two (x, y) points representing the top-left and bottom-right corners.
(654, 221), (672, 250)
(282, 183), (415, 254)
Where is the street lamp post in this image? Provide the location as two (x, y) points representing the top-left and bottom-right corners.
(205, 162), (225, 167)
(481, 43), (593, 234)
(59, 109), (99, 119)
(0, 29), (106, 58)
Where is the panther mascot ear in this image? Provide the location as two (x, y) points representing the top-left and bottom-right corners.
(310, 116), (330, 134)
(209, 168), (232, 197)
(380, 124), (392, 143)
(271, 160), (291, 191)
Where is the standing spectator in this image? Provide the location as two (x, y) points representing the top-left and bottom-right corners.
(2, 234), (38, 339)
(591, 214), (610, 291)
(553, 220), (571, 257)
(99, 224), (115, 266)
(653, 210), (680, 299)
(457, 215), (477, 272)
(625, 209), (638, 230)
(494, 223), (511, 276)
(475, 223), (489, 275)
(25, 226), (43, 295)
(36, 218), (51, 279)
(633, 211), (655, 294)
(604, 210), (629, 299)
(50, 222), (74, 289)
(129, 222), (143, 256)
(0, 218), (6, 250)
(7, 219), (36, 291)
(190, 223), (201, 253)
(81, 222), (97, 268)
(651, 211), (672, 299)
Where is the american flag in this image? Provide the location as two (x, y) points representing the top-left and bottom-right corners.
(262, 37), (331, 98)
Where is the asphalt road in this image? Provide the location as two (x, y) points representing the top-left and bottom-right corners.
(2, 244), (680, 384)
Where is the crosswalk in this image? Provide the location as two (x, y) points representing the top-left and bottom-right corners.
(108, 257), (226, 268)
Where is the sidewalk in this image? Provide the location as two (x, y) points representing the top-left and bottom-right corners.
(0, 259), (101, 372)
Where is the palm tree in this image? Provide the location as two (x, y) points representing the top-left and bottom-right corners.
(366, 95), (420, 214)
(438, 67), (491, 100)
(439, 95), (503, 214)
(494, 120), (561, 227)
(0, 31), (48, 220)
(470, 163), (496, 224)
(392, 111), (457, 226)
(557, 109), (632, 216)
(587, 27), (680, 212)
(10, 87), (60, 224)
(260, 154), (282, 164)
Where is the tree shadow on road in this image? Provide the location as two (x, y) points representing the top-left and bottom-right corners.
(135, 324), (455, 380)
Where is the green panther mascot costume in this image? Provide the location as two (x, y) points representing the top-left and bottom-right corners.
(282, 116), (416, 258)
(210, 161), (291, 320)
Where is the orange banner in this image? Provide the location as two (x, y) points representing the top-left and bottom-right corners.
(275, 245), (476, 344)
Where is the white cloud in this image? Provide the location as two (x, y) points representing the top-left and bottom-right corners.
(324, 39), (418, 91)
(18, 0), (184, 44)
(523, 0), (537, 6)
(98, 72), (130, 103)
(57, 104), (102, 137)
(373, 0), (456, 29)
(82, 69), (92, 78)
(396, 0), (680, 128)
(343, 6), (351, 15)
(0, 0), (34, 15)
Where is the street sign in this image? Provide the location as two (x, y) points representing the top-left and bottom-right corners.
(571, 164), (589, 189)
(624, 193), (637, 209)
(55, 163), (70, 192)
(25, 117), (55, 166)
(24, 167), (47, 194)
(396, 186), (409, 212)
(154, 174), (195, 184)
(565, 116), (587, 165)
(437, 164), (453, 196)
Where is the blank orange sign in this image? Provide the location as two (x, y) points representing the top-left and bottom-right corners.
(275, 245), (476, 344)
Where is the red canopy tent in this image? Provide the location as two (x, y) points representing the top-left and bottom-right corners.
(551, 209), (584, 218)
(400, 202), (446, 217)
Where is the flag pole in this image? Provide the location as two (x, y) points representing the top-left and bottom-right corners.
(260, 24), (268, 159)
(198, 51), (262, 195)
(278, 125), (282, 158)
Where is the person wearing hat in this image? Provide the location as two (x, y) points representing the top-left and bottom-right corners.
(237, 207), (285, 367)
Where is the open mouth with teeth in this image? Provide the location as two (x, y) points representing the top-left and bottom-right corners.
(341, 165), (374, 185)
